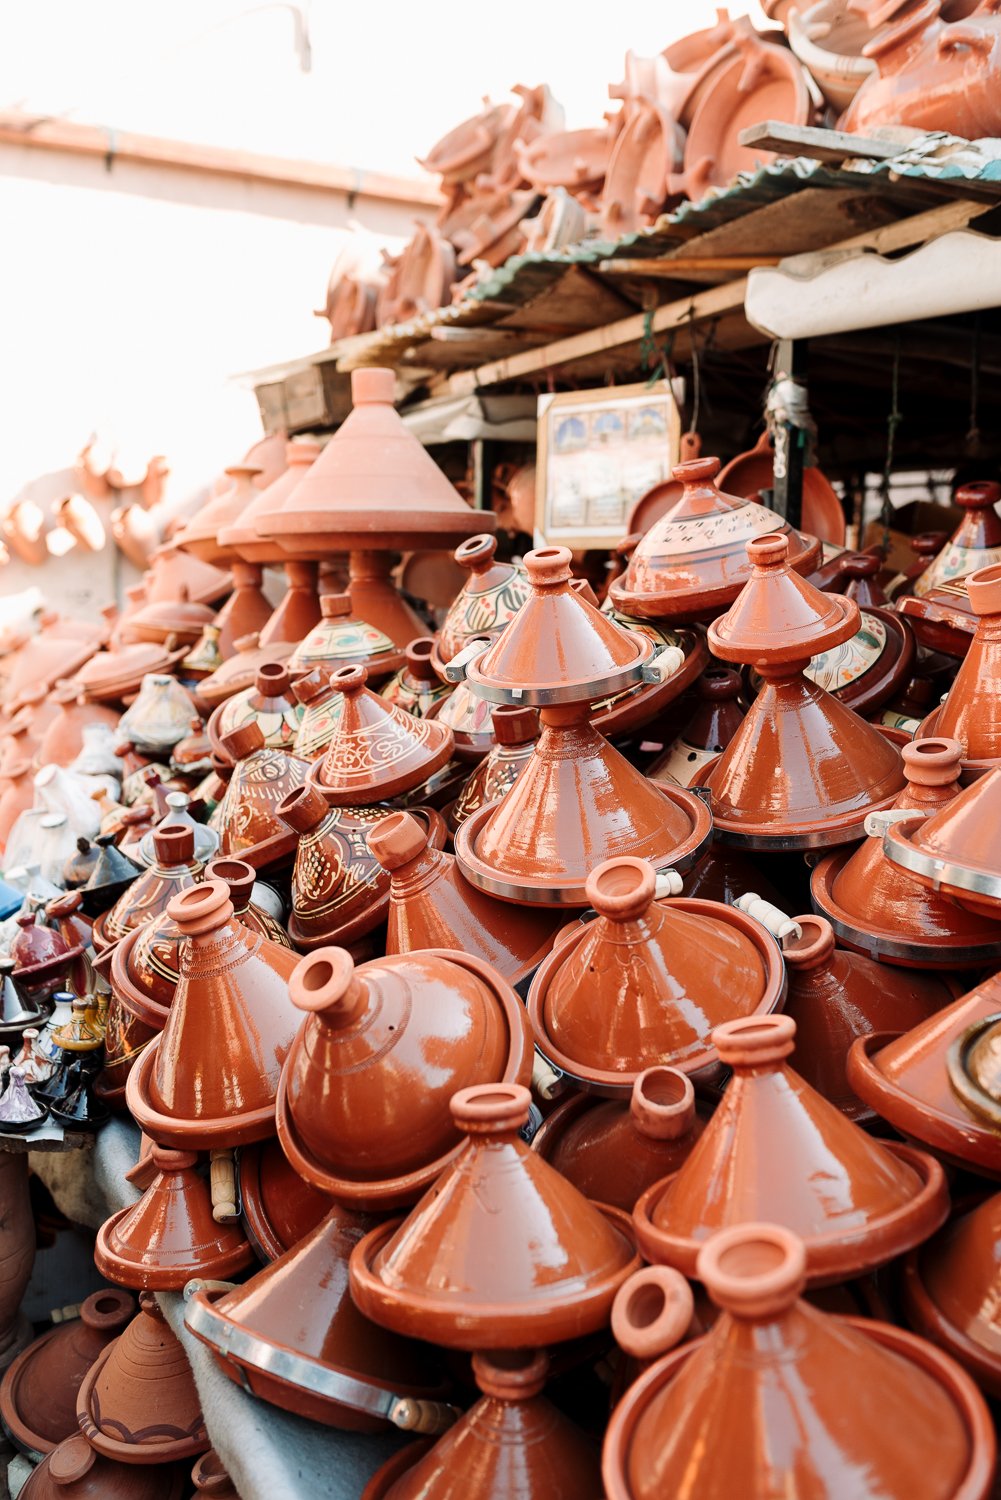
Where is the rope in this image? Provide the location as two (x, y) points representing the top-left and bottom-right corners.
(881, 332), (902, 555)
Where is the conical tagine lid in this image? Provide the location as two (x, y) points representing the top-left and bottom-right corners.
(288, 593), (404, 678)
(914, 479), (1001, 598)
(95, 826), (201, 949)
(526, 856), (784, 1088)
(882, 765), (1001, 921)
(923, 564), (1001, 769)
(126, 879), (302, 1148)
(432, 533), (531, 673)
(811, 737), (1001, 967)
(634, 1014), (948, 1284)
(218, 440), (322, 565)
(609, 456), (821, 622)
(904, 1191), (1001, 1399)
(95, 1145), (252, 1290)
(465, 547), (653, 704)
(174, 465), (262, 565)
(144, 545), (231, 606)
(709, 533), (857, 664)
(349, 1083), (641, 1348)
(306, 665), (453, 805)
(255, 368), (492, 555)
(604, 1223), (994, 1500)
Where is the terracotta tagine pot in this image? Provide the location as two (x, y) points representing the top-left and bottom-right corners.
(72, 642), (186, 705)
(532, 1067), (712, 1213)
(237, 1137), (332, 1262)
(911, 480), (1001, 602)
(174, 464), (262, 566)
(946, 1011), (1001, 1130)
(220, 439), (323, 565)
(184, 1198), (452, 1433)
(603, 1221), (995, 1500)
(19, 1434), (187, 1499)
(634, 1013), (948, 1284)
(349, 1082), (640, 1349)
(93, 825), (202, 951)
(0, 1289), (135, 1457)
(647, 666), (745, 786)
(367, 810), (563, 986)
(904, 1192), (1001, 1398)
(126, 588), (216, 649)
(783, 914), (953, 1123)
(361, 1348), (602, 1500)
(289, 593), (404, 682)
(306, 664), (454, 806)
(37, 686), (119, 769)
(0, 761), (35, 853)
(601, 100), (685, 237)
(380, 639), (452, 719)
(753, 598), (915, 720)
(196, 633), (293, 710)
(880, 764), (1001, 923)
(10, 914), (81, 1008)
(697, 533), (904, 847)
(811, 736), (1001, 968)
(126, 878), (302, 1148)
(449, 704), (538, 830)
(213, 721), (308, 856)
(76, 1292), (207, 1464)
(917, 564), (1001, 771)
(527, 855), (785, 1091)
(430, 534), (531, 681)
(608, 456), (820, 623)
(207, 659), (304, 755)
(452, 548), (711, 905)
(291, 667), (345, 761)
(276, 946), (533, 1209)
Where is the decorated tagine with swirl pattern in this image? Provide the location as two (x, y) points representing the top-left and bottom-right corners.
(92, 825), (202, 952)
(207, 660), (304, 755)
(214, 722), (309, 857)
(430, 533), (531, 680)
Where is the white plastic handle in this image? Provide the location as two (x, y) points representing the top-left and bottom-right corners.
(655, 870), (684, 898)
(442, 637), (490, 683)
(642, 645), (686, 685)
(732, 892), (802, 947)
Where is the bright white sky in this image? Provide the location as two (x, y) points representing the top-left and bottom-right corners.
(0, 0), (766, 178)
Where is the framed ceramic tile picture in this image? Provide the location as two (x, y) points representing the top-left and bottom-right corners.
(535, 380), (681, 550)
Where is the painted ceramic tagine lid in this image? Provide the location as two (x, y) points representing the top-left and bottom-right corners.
(276, 946), (533, 1209)
(697, 533), (904, 848)
(255, 367), (493, 556)
(93, 825), (202, 951)
(207, 659), (303, 755)
(289, 593), (405, 679)
(603, 1222), (995, 1500)
(306, 664), (454, 805)
(914, 480), (1001, 599)
(214, 721), (309, 857)
(183, 1199), (453, 1435)
(430, 533), (531, 679)
(846, 971), (1001, 1178)
(633, 1014), (948, 1285)
(349, 1082), (641, 1349)
(126, 878), (302, 1149)
(903, 1191), (1001, 1400)
(752, 598), (915, 719)
(608, 456), (821, 623)
(917, 563), (1001, 771)
(95, 1145), (252, 1290)
(811, 737), (1001, 969)
(526, 855), (784, 1091)
(218, 440), (322, 565)
(882, 764), (1001, 922)
(76, 1292), (207, 1465)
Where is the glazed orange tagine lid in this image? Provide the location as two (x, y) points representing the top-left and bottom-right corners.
(918, 563), (1001, 771)
(603, 1222), (995, 1500)
(306, 665), (454, 805)
(904, 1191), (1001, 1399)
(633, 1014), (948, 1284)
(699, 533), (904, 847)
(881, 764), (1001, 922)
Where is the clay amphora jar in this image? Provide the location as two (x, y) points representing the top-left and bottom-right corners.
(603, 1222), (995, 1500)
(290, 668), (344, 761)
(811, 736), (1001, 968)
(380, 639), (453, 719)
(20, 1434), (186, 1499)
(0, 761), (35, 853)
(363, 1349), (602, 1500)
(349, 1082), (640, 1349)
(191, 1451), (239, 1497)
(306, 664), (454, 805)
(904, 1192), (1001, 1398)
(783, 914), (952, 1122)
(648, 666), (744, 786)
(430, 534), (531, 679)
(367, 810), (563, 986)
(219, 440), (323, 567)
(880, 763), (1001, 922)
(609, 456), (820, 623)
(0, 1288), (134, 1455)
(94, 825), (202, 951)
(919, 563), (1001, 770)
(633, 1014), (948, 1285)
(213, 721), (308, 856)
(238, 1137), (332, 1261)
(532, 1068), (711, 1213)
(77, 1291), (207, 1464)
(207, 659), (303, 755)
(96, 1144), (252, 1290)
(126, 878), (302, 1148)
(289, 592), (404, 681)
(37, 685), (119, 768)
(528, 856), (784, 1090)
(276, 947), (533, 1208)
(174, 464), (262, 566)
(449, 704), (538, 830)
(184, 1199), (452, 1433)
(700, 533), (904, 847)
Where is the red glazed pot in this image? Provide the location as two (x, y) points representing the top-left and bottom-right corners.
(633, 1013), (948, 1285)
(648, 666), (745, 786)
(880, 764), (1001, 922)
(918, 563), (1001, 772)
(19, 1434), (186, 1499)
(94, 825), (202, 952)
(904, 1192), (1001, 1399)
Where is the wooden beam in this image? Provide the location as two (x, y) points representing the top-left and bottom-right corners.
(597, 255), (781, 276)
(738, 121), (903, 163)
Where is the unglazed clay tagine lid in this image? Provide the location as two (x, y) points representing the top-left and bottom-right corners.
(917, 563), (1001, 772)
(144, 545), (232, 606)
(811, 737), (1001, 968)
(255, 367), (493, 555)
(603, 1222), (995, 1500)
(882, 765), (1001, 921)
(306, 664), (454, 805)
(349, 1082), (641, 1349)
(72, 642), (186, 703)
(276, 946), (533, 1209)
(526, 855), (784, 1091)
(288, 593), (405, 680)
(431, 533), (531, 679)
(174, 464), (262, 565)
(462, 546), (654, 706)
(903, 1193), (1001, 1400)
(218, 439), (323, 565)
(22, 1435), (188, 1498)
(634, 1014), (948, 1285)
(608, 456), (821, 623)
(197, 635), (294, 710)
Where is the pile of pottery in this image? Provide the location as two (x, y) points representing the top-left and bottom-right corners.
(5, 366), (1001, 1497)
